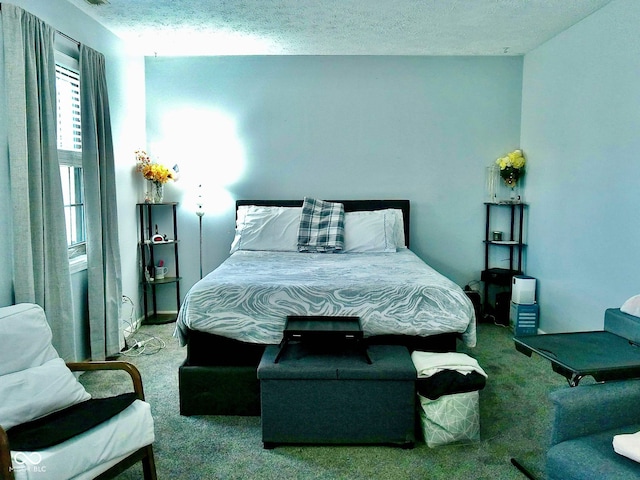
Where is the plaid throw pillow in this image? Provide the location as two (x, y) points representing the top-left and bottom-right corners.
(297, 197), (345, 252)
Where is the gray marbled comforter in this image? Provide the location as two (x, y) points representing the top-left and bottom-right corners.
(175, 249), (476, 347)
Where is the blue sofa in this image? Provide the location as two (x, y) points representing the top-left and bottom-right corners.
(546, 308), (640, 479)
(547, 379), (640, 479)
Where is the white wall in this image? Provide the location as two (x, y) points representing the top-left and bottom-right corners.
(0, 0), (146, 356)
(521, 0), (640, 332)
(145, 55), (524, 303)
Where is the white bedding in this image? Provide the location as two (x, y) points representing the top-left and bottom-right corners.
(175, 249), (476, 347)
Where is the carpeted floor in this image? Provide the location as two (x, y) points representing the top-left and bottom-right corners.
(80, 321), (574, 480)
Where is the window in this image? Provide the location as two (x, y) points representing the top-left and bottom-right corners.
(56, 63), (82, 151)
(55, 55), (86, 267)
(59, 162), (85, 256)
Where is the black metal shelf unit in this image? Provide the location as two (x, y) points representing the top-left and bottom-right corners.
(481, 202), (527, 322)
(137, 202), (181, 324)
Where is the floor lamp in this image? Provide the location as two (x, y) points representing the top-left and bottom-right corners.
(196, 185), (205, 279)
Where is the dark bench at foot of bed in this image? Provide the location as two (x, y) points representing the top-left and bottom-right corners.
(258, 344), (416, 448)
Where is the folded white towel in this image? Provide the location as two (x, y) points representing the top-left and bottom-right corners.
(411, 351), (488, 379)
(613, 431), (640, 463)
(621, 295), (640, 318)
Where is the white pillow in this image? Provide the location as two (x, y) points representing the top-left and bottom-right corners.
(621, 295), (640, 318)
(343, 209), (397, 253)
(613, 430), (640, 463)
(230, 206), (302, 253)
(388, 209), (407, 249)
(0, 357), (91, 430)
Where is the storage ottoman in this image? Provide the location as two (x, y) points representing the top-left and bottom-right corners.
(258, 344), (416, 448)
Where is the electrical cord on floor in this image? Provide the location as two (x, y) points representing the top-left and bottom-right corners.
(464, 279), (513, 329)
(121, 295), (137, 336)
(120, 295), (166, 356)
(483, 313), (510, 328)
(121, 334), (166, 356)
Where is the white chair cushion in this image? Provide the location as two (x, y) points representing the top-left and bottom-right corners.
(0, 304), (59, 376)
(11, 400), (155, 480)
(0, 357), (91, 430)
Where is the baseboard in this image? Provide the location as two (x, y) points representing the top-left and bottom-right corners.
(143, 311), (178, 325)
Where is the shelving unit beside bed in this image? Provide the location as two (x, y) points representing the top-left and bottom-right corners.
(178, 199), (475, 416)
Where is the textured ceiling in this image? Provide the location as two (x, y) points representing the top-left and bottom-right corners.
(65, 0), (614, 56)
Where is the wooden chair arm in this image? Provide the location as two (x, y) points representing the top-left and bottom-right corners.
(0, 426), (15, 480)
(67, 361), (146, 401)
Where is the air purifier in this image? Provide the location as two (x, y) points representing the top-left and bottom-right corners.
(511, 275), (536, 305)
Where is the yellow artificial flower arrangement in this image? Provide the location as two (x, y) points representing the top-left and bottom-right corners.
(496, 149), (526, 187)
(135, 149), (175, 184)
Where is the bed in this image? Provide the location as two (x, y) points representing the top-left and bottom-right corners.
(176, 199), (476, 416)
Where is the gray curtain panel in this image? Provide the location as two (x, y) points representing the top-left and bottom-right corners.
(80, 45), (122, 360)
(2, 4), (77, 360)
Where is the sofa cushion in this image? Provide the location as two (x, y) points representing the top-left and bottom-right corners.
(0, 303), (59, 376)
(547, 424), (640, 480)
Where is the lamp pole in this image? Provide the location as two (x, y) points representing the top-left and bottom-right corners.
(196, 184), (205, 279)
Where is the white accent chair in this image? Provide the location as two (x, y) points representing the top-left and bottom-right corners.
(0, 304), (157, 480)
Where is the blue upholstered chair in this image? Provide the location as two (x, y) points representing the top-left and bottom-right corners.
(547, 379), (640, 480)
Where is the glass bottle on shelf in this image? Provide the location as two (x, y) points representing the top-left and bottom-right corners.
(485, 165), (499, 203)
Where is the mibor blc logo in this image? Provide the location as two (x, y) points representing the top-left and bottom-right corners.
(11, 452), (46, 473)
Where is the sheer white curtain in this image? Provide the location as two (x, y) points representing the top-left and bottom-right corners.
(1, 4), (77, 360)
(80, 45), (122, 360)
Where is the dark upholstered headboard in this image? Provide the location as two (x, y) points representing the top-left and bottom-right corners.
(236, 199), (411, 248)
